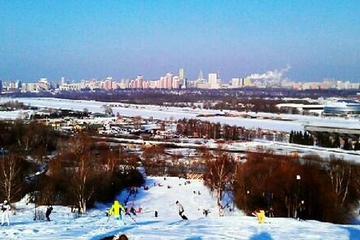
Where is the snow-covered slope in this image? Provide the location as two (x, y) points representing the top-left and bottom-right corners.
(1, 176), (360, 240)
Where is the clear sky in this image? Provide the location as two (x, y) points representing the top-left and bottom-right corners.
(1, 0), (359, 83)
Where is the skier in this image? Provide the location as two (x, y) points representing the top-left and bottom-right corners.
(176, 201), (188, 220)
(46, 205), (53, 221)
(109, 200), (126, 224)
(124, 206), (137, 223)
(125, 204), (137, 216)
(1, 200), (11, 226)
(130, 206), (137, 216)
(253, 209), (265, 224)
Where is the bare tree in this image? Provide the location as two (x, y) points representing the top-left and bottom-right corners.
(326, 158), (352, 208)
(142, 145), (165, 175)
(203, 152), (236, 216)
(0, 154), (23, 203)
(58, 133), (98, 214)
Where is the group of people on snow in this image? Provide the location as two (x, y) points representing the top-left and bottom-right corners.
(1, 180), (283, 227)
(1, 199), (54, 226)
(107, 199), (189, 224)
(108, 200), (143, 224)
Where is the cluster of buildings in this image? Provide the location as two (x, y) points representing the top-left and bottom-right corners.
(0, 69), (359, 93)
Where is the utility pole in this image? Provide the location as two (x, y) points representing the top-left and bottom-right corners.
(33, 171), (41, 221)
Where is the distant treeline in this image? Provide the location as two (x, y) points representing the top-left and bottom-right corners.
(290, 130), (360, 150)
(3, 88), (359, 114)
(176, 118), (287, 141)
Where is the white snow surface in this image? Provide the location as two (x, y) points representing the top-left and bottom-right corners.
(1, 176), (360, 240)
(3, 97), (360, 132)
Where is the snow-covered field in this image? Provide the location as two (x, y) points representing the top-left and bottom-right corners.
(2, 97), (360, 162)
(3, 97), (360, 132)
(2, 176), (360, 240)
(1, 97), (360, 239)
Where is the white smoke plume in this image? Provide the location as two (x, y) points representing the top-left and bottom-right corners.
(246, 65), (291, 81)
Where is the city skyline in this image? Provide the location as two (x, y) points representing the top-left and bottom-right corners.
(1, 0), (359, 82)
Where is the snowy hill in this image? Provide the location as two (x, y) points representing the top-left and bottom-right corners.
(2, 176), (360, 240)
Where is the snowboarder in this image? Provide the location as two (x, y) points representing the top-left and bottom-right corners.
(176, 201), (188, 220)
(176, 201), (184, 216)
(46, 205), (53, 221)
(109, 200), (125, 224)
(1, 200), (11, 226)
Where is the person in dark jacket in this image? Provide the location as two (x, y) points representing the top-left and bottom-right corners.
(46, 205), (53, 221)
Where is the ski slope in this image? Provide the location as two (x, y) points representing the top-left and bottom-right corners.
(1, 176), (360, 239)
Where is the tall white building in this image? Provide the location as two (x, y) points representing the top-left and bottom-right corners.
(165, 72), (173, 89)
(179, 68), (185, 80)
(179, 68), (187, 89)
(208, 73), (220, 89)
(230, 78), (245, 88)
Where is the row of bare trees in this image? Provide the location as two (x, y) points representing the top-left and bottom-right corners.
(176, 119), (253, 140)
(0, 120), (58, 159)
(0, 120), (59, 205)
(37, 133), (144, 213)
(202, 149), (360, 223)
(0, 120), (145, 213)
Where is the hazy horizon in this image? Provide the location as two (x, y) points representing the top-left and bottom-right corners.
(1, 1), (359, 83)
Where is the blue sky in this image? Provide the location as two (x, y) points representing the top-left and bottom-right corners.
(1, 0), (359, 83)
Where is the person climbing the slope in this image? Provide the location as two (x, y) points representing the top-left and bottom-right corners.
(109, 200), (126, 224)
